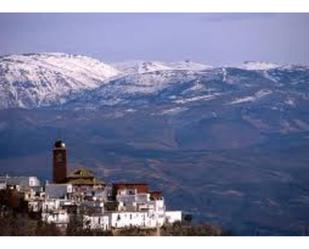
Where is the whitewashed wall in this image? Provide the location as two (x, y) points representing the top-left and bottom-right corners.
(42, 210), (70, 225)
(83, 215), (109, 230)
(45, 183), (73, 199)
(165, 211), (182, 224)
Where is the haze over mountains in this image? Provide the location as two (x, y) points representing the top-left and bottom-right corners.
(1, 53), (309, 235)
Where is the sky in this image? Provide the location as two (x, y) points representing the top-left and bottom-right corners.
(0, 13), (309, 66)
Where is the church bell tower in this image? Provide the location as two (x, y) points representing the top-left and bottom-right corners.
(53, 140), (67, 183)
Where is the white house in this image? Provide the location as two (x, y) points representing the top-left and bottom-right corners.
(108, 211), (147, 229)
(165, 211), (182, 224)
(0, 175), (41, 192)
(45, 183), (73, 199)
(7, 176), (41, 188)
(106, 211), (165, 229)
(28, 200), (42, 213)
(83, 214), (109, 230)
(0, 182), (7, 190)
(42, 199), (61, 212)
(80, 200), (105, 215)
(42, 210), (70, 228)
(117, 192), (150, 211)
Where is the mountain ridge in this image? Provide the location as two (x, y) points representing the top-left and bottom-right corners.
(1, 52), (309, 235)
(1, 52), (308, 110)
(0, 53), (120, 109)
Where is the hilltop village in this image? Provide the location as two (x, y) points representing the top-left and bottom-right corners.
(0, 140), (182, 233)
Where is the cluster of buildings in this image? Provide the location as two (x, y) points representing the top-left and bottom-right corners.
(0, 140), (182, 232)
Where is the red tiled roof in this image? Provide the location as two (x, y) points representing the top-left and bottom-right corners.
(112, 183), (149, 193)
(150, 191), (163, 200)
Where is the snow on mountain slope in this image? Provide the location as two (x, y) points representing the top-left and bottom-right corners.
(61, 60), (309, 113)
(113, 61), (171, 74)
(1, 53), (309, 113)
(0, 53), (120, 108)
(229, 89), (273, 105)
(165, 60), (213, 71)
(173, 93), (220, 104)
(113, 60), (212, 75)
(240, 61), (281, 70)
(67, 69), (204, 108)
(0, 54), (214, 109)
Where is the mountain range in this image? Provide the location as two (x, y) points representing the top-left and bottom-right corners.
(1, 53), (309, 235)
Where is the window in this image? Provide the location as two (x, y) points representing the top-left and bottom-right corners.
(128, 189), (135, 195)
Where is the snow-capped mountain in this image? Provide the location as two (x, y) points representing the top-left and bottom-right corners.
(113, 60), (171, 74)
(67, 62), (309, 111)
(165, 60), (213, 71)
(113, 60), (212, 75)
(69, 69), (204, 107)
(0, 53), (215, 109)
(0, 53), (308, 112)
(239, 61), (281, 70)
(0, 53), (120, 108)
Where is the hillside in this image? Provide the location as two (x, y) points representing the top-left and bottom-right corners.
(1, 53), (309, 235)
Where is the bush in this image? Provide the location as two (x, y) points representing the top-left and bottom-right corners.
(160, 222), (225, 236)
(0, 211), (62, 236)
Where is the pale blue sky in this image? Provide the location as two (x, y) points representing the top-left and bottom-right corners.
(0, 13), (308, 65)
